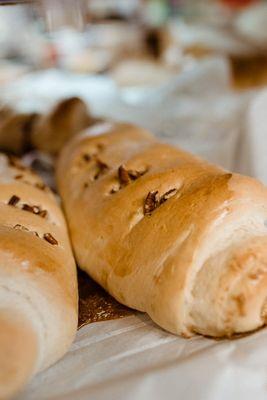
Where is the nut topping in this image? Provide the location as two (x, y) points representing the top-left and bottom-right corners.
(144, 191), (159, 215)
(118, 165), (131, 186)
(22, 204), (39, 213)
(144, 188), (177, 215)
(94, 159), (109, 180)
(38, 209), (48, 218)
(22, 204), (48, 218)
(8, 195), (20, 206)
(117, 165), (148, 189)
(43, 233), (58, 245)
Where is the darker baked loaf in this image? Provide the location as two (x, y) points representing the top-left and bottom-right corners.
(0, 97), (92, 156)
(0, 106), (38, 155)
(31, 97), (92, 155)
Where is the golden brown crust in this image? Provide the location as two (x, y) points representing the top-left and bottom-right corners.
(57, 122), (267, 337)
(0, 153), (78, 397)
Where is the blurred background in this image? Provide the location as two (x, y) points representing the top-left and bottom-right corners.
(1, 0), (267, 181)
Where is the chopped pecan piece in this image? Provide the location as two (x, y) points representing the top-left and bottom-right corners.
(144, 188), (178, 215)
(118, 165), (131, 186)
(8, 195), (20, 206)
(22, 204), (39, 214)
(144, 191), (159, 215)
(22, 204), (47, 218)
(43, 233), (58, 245)
(94, 159), (109, 180)
(38, 209), (48, 218)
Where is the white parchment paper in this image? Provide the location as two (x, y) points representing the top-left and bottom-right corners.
(19, 314), (267, 400)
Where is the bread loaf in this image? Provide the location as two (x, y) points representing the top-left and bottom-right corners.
(31, 97), (91, 155)
(0, 154), (78, 398)
(0, 97), (92, 156)
(0, 108), (37, 155)
(57, 122), (267, 338)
